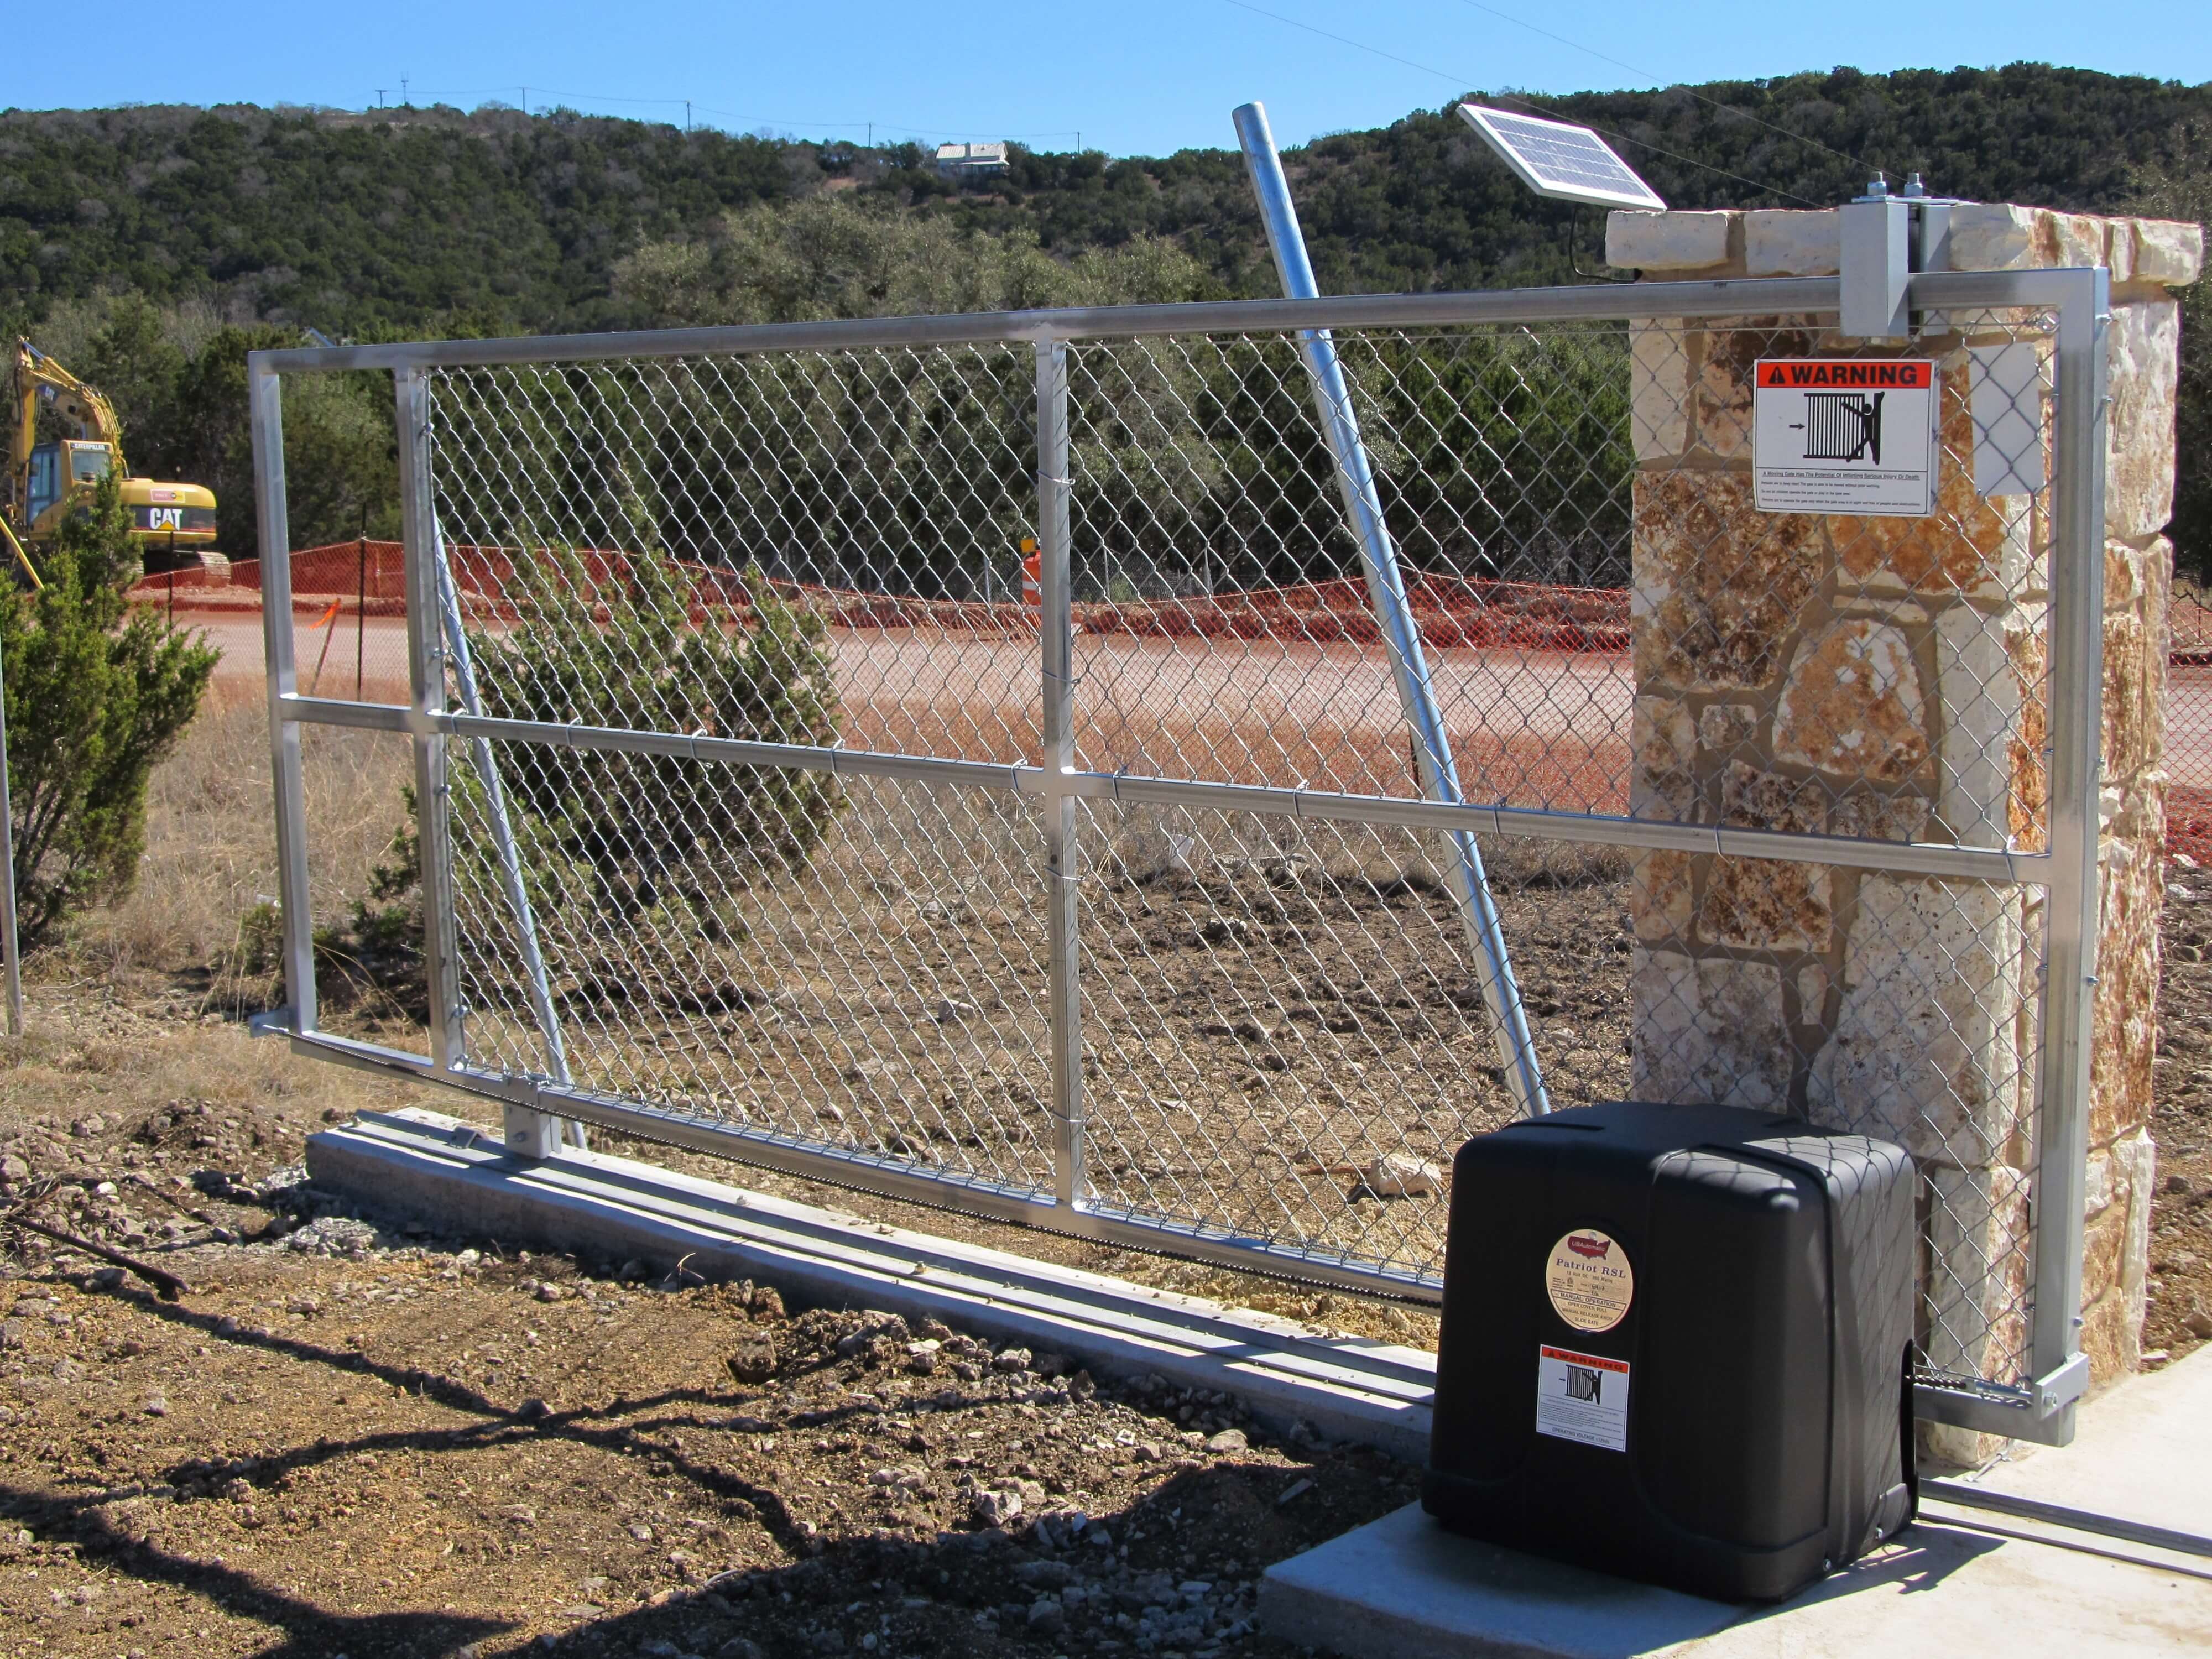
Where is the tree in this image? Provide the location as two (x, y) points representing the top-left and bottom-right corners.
(1, 473), (217, 945)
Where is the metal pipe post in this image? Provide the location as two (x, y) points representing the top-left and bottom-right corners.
(394, 375), (472, 1072)
(434, 530), (584, 1151)
(1037, 340), (1085, 1206)
(2022, 265), (2111, 1441)
(250, 360), (318, 1038)
(0, 620), (20, 1038)
(1232, 100), (1548, 1118)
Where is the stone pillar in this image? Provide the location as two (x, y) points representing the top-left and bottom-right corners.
(1609, 204), (2199, 1457)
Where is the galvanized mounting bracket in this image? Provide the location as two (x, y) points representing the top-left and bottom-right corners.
(247, 1006), (295, 1040)
(1841, 174), (1963, 339)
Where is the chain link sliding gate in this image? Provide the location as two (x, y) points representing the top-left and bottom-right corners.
(252, 265), (2107, 1442)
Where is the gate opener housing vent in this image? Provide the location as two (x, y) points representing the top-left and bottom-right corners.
(1455, 105), (1666, 211)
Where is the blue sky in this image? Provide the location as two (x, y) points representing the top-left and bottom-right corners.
(8, 0), (2208, 156)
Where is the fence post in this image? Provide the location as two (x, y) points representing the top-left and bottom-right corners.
(1037, 339), (1085, 1208)
(0, 619), (20, 1039)
(251, 359), (317, 1040)
(356, 533), (366, 702)
(1233, 100), (1550, 1120)
(393, 370), (477, 1095)
(2024, 265), (2113, 1442)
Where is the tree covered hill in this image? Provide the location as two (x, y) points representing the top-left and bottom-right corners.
(3, 62), (2207, 335)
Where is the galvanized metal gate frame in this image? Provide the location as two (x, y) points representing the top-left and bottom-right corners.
(249, 264), (2110, 1445)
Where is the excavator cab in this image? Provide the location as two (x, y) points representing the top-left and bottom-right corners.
(25, 439), (114, 524)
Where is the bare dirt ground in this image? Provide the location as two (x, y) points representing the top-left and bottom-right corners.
(5, 635), (2210, 1656)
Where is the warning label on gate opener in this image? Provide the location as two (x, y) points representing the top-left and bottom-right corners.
(1537, 1345), (1631, 1452)
(1752, 358), (1938, 518)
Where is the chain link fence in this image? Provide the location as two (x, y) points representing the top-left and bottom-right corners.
(249, 269), (2110, 1437)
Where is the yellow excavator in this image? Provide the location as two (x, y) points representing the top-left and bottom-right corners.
(4, 338), (219, 588)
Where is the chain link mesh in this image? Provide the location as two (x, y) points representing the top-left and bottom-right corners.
(375, 305), (2073, 1395)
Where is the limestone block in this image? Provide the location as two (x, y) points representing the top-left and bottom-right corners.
(1832, 349), (2033, 601)
(1629, 322), (1691, 461)
(2104, 532), (2172, 613)
(2047, 211), (2105, 270)
(1772, 619), (1930, 782)
(1745, 210), (1840, 276)
(1630, 851), (1693, 944)
(1797, 963), (1830, 1023)
(1631, 470), (1825, 692)
(2006, 612), (2049, 853)
(2115, 1125), (2156, 1335)
(2082, 1146), (2114, 1216)
(2105, 219), (2136, 284)
(1947, 204), (2039, 272)
(1829, 791), (1932, 843)
(2081, 1202), (2129, 1305)
(1690, 319), (1819, 460)
(2106, 300), (2180, 540)
(1697, 702), (1759, 754)
(1809, 877), (2025, 1163)
(2130, 218), (2205, 286)
(1630, 696), (1697, 819)
(2102, 605), (2164, 787)
(1700, 763), (1833, 950)
(2089, 827), (2162, 1145)
(1608, 210), (1733, 272)
(1922, 1162), (2032, 1388)
(2080, 1288), (2140, 1384)
(1936, 604), (2021, 847)
(1630, 950), (1792, 1110)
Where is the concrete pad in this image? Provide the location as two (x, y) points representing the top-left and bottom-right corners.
(306, 1106), (1437, 1458)
(1260, 1349), (2212, 1658)
(1260, 1503), (2212, 1658)
(1946, 1343), (2212, 1540)
(1256, 1502), (1744, 1659)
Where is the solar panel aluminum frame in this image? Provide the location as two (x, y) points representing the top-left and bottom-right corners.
(1455, 102), (1667, 211)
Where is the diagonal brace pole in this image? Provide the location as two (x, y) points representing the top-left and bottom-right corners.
(1233, 100), (1549, 1118)
(433, 527), (584, 1149)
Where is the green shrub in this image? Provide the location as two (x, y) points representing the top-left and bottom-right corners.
(468, 550), (844, 922)
(2, 473), (217, 946)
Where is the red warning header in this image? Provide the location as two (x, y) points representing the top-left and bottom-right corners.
(1542, 1345), (1630, 1374)
(1755, 359), (1933, 390)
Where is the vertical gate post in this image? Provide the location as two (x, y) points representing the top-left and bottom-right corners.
(249, 359), (317, 1040)
(1036, 338), (1085, 1207)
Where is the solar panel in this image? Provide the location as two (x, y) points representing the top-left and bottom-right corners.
(1455, 104), (1667, 211)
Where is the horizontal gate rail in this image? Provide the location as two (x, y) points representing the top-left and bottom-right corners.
(272, 692), (2051, 885)
(255, 268), (2085, 371)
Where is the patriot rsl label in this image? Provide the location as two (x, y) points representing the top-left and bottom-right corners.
(1752, 357), (1939, 518)
(1544, 1228), (1633, 1333)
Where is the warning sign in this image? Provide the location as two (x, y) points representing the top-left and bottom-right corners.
(1536, 1344), (1631, 1452)
(1752, 358), (1939, 518)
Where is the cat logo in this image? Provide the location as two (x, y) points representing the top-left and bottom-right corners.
(147, 505), (184, 531)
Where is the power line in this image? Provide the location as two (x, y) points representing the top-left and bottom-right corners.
(370, 85), (1082, 147)
(1212, 0), (1826, 208)
(1444, 0), (1884, 178)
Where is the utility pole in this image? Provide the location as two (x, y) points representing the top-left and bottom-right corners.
(685, 100), (691, 133)
(401, 77), (410, 107)
(520, 86), (528, 114)
(375, 88), (387, 109)
(867, 121), (873, 149)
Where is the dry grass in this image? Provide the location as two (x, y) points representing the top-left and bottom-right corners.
(59, 688), (413, 1008)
